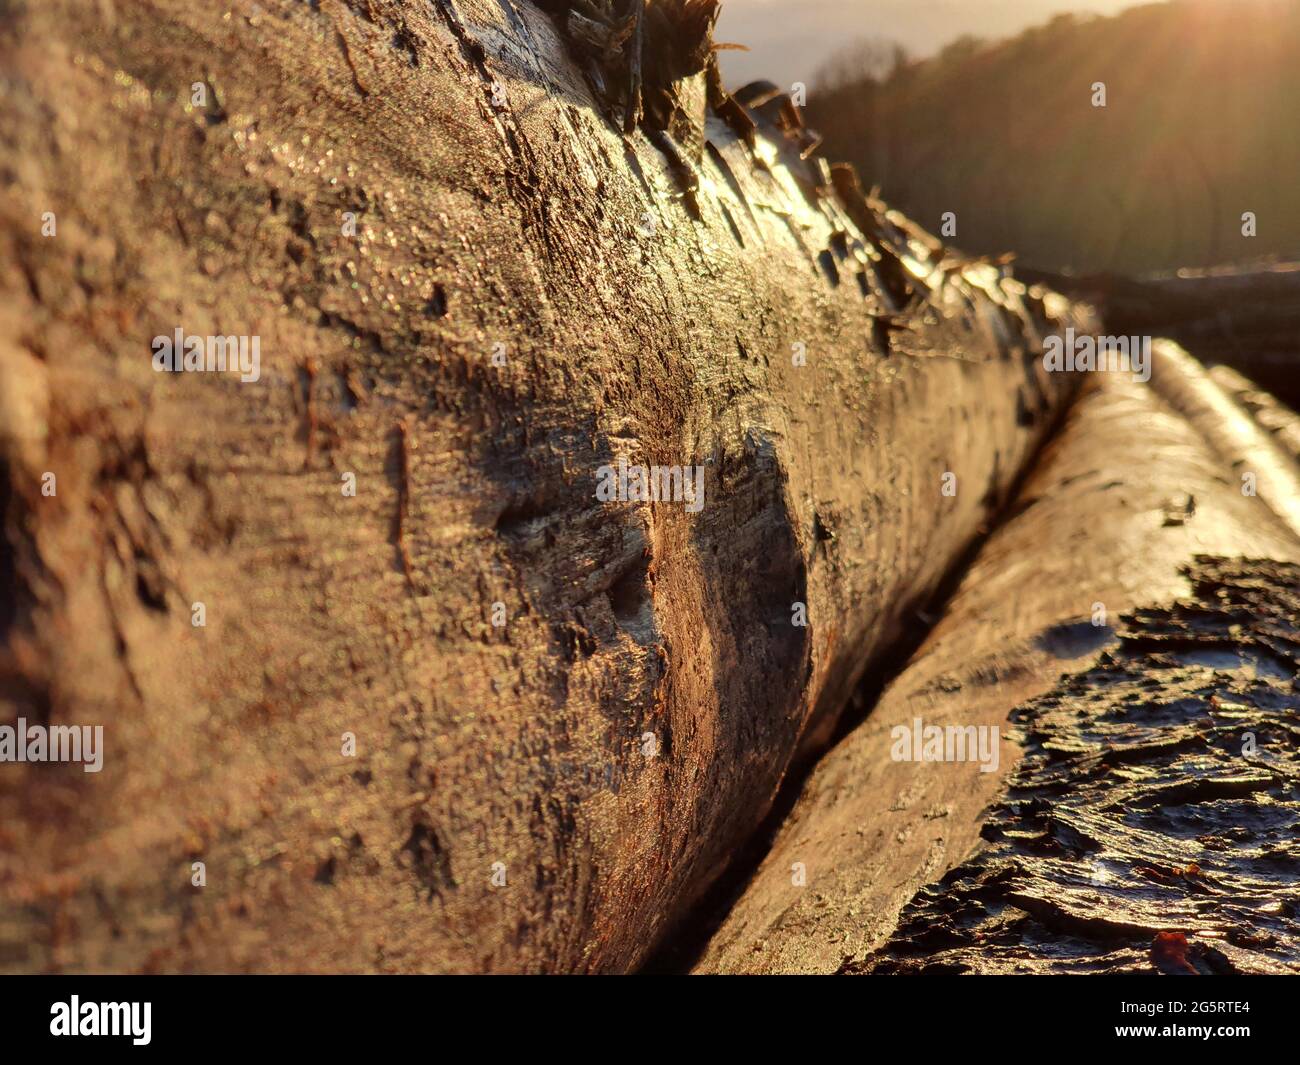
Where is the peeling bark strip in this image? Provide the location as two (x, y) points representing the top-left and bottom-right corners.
(855, 557), (1300, 976)
(0, 0), (1084, 972)
(696, 373), (1300, 974)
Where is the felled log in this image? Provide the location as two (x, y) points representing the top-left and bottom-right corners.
(1209, 363), (1300, 465)
(855, 554), (1300, 975)
(1018, 261), (1300, 407)
(696, 368), (1300, 974)
(1147, 341), (1300, 535)
(0, 0), (1085, 973)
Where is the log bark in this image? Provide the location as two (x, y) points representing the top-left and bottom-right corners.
(1147, 340), (1300, 535)
(0, 0), (1085, 972)
(695, 369), (1300, 974)
(855, 555), (1300, 975)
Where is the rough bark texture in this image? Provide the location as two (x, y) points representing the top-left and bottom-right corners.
(0, 1), (1083, 972)
(695, 371), (1300, 974)
(856, 557), (1300, 976)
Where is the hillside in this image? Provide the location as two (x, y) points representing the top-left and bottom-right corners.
(806, 0), (1300, 274)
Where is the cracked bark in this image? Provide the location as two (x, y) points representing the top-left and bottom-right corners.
(855, 556), (1300, 975)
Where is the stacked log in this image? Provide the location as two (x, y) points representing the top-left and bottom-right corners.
(696, 368), (1300, 973)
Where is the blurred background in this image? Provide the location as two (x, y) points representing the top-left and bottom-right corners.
(715, 0), (1300, 275)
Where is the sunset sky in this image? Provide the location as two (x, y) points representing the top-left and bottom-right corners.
(714, 0), (1170, 87)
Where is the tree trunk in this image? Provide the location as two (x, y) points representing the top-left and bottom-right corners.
(0, 0), (1085, 972)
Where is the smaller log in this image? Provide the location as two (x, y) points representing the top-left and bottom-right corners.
(855, 555), (1300, 975)
(1148, 340), (1300, 537)
(695, 366), (1300, 974)
(1209, 364), (1300, 465)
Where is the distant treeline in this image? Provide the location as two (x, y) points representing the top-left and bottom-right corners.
(804, 0), (1300, 275)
